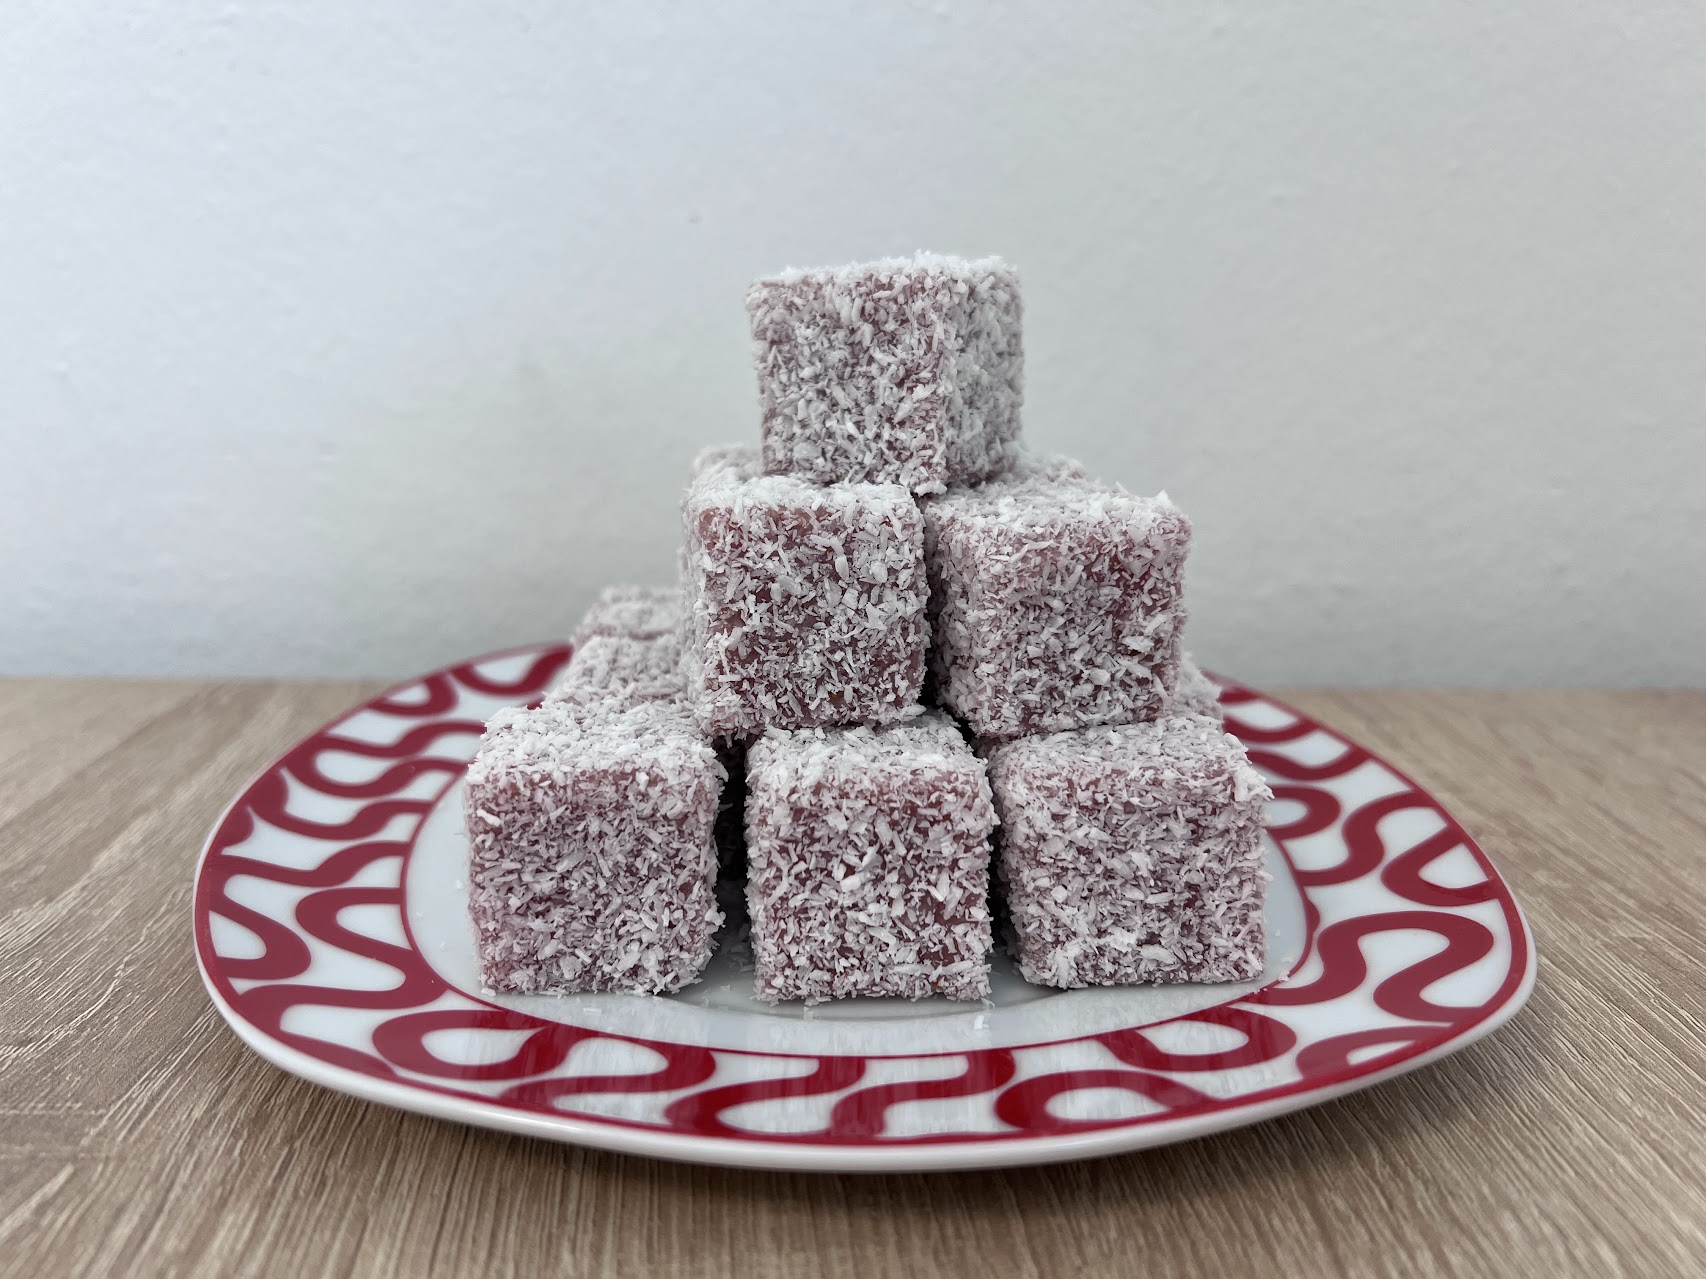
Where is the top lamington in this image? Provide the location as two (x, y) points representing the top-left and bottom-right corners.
(747, 254), (1024, 494)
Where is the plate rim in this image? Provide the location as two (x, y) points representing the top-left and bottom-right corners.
(192, 643), (1537, 1172)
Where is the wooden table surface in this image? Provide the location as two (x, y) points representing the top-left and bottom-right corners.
(1, 680), (1702, 1278)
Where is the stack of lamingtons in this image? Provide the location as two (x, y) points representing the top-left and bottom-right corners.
(464, 255), (1272, 1005)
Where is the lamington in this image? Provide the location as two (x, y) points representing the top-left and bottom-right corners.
(923, 465), (1191, 738)
(745, 712), (997, 1003)
(464, 697), (723, 995)
(986, 714), (1269, 988)
(681, 444), (928, 737)
(748, 254), (1024, 494)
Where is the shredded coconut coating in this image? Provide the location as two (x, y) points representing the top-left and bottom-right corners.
(1166, 655), (1222, 721)
(551, 632), (686, 705)
(681, 444), (929, 737)
(747, 254), (1025, 494)
(919, 451), (1091, 709)
(463, 697), (725, 995)
(572, 583), (683, 645)
(923, 468), (1191, 738)
(689, 442), (755, 480)
(986, 715), (1271, 988)
(744, 712), (997, 1004)
(1000, 448), (1093, 487)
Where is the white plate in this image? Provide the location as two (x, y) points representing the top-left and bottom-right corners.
(195, 643), (1535, 1171)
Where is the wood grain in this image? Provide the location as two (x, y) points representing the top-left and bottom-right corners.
(0, 681), (1701, 1279)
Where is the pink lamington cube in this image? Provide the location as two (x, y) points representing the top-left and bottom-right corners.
(464, 697), (724, 994)
(986, 715), (1271, 988)
(747, 254), (1024, 494)
(745, 712), (997, 1004)
(681, 444), (928, 736)
(923, 466), (1191, 739)
(550, 632), (686, 705)
(572, 583), (682, 645)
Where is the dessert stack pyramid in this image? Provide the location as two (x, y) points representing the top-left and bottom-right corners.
(465, 254), (1271, 1004)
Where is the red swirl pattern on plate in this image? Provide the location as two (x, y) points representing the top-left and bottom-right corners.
(193, 647), (1533, 1160)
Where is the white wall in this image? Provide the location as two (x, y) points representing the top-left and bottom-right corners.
(3, 2), (1703, 685)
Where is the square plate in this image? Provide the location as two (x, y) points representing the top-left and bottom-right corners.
(194, 644), (1534, 1171)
